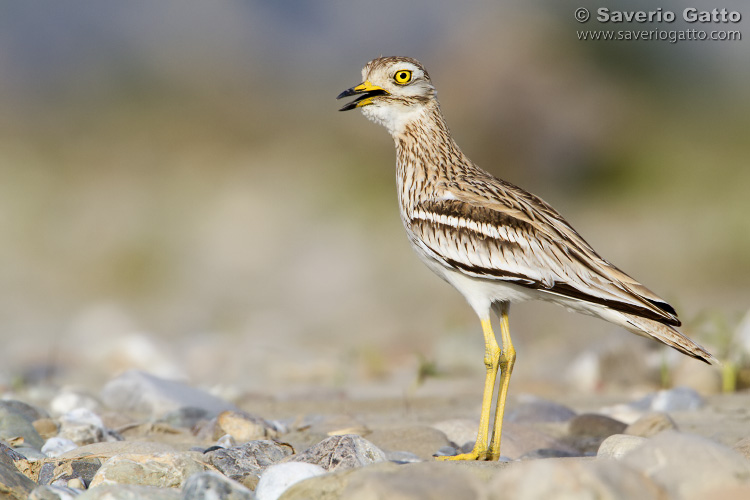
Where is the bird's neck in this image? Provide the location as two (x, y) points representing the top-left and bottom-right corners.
(394, 103), (470, 208)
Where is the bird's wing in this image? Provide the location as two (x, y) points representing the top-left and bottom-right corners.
(408, 178), (680, 326)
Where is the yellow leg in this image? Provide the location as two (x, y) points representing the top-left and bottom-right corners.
(488, 304), (515, 460)
(437, 317), (501, 461)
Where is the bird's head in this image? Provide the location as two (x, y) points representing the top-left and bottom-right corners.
(337, 56), (436, 135)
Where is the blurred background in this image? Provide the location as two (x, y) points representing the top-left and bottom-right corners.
(1, 1), (748, 401)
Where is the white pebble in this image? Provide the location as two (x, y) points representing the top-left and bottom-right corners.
(42, 437), (78, 457)
(255, 462), (326, 500)
(60, 407), (105, 428)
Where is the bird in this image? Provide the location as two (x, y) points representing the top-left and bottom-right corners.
(337, 56), (716, 461)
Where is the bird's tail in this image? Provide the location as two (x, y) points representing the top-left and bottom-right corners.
(620, 312), (718, 365)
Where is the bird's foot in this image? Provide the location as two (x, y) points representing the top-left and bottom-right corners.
(435, 449), (498, 461)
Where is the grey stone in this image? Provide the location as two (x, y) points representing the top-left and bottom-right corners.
(487, 457), (665, 500)
(286, 434), (386, 472)
(519, 448), (579, 460)
(622, 430), (750, 498)
(160, 407), (215, 429)
(366, 425), (451, 460)
(13, 445), (48, 460)
(255, 462), (326, 500)
(0, 400), (49, 422)
(0, 404), (46, 449)
(568, 414), (627, 439)
(624, 412), (677, 438)
(77, 483), (181, 499)
(182, 470), (253, 500)
(597, 434), (648, 459)
(207, 439), (293, 486)
(433, 445), (459, 457)
(29, 484), (83, 500)
(0, 459), (37, 499)
(101, 370), (237, 418)
(0, 441), (28, 466)
(430, 419), (478, 449)
(567, 413), (627, 454)
(499, 422), (577, 460)
(89, 451), (208, 488)
(38, 456), (102, 487)
(506, 396), (577, 423)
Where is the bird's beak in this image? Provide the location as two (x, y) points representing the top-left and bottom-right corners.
(336, 81), (390, 111)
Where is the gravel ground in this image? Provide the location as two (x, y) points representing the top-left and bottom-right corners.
(2, 367), (750, 499)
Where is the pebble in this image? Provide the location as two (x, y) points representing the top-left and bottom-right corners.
(207, 439), (293, 488)
(214, 410), (278, 442)
(624, 411), (677, 438)
(42, 437), (79, 458)
(0, 404), (46, 450)
(255, 462), (326, 500)
(100, 370), (238, 417)
(49, 390), (102, 416)
(159, 407), (214, 429)
(433, 445), (459, 457)
(519, 448), (578, 460)
(12, 446), (48, 460)
(38, 456), (102, 487)
(58, 440), (177, 460)
(287, 434), (387, 472)
(58, 408), (108, 446)
(568, 413), (628, 439)
(622, 430), (750, 498)
(0, 400), (50, 422)
(342, 461), (485, 500)
(384, 450), (423, 463)
(649, 386), (705, 412)
(430, 419), (478, 449)
(671, 357), (723, 395)
(0, 456), (37, 499)
(603, 387), (705, 423)
(487, 456), (665, 499)
(566, 413), (628, 455)
(33, 419), (60, 440)
(182, 470), (253, 500)
(597, 434), (648, 459)
(29, 484), (82, 500)
(88, 451), (208, 488)
(505, 395), (577, 423)
(281, 461), (488, 500)
(500, 422), (578, 459)
(366, 425), (451, 460)
(77, 483), (181, 499)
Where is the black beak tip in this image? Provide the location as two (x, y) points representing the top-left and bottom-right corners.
(336, 88), (356, 100)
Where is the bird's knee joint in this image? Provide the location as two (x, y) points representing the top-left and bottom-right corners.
(500, 348), (516, 366)
(483, 348), (500, 370)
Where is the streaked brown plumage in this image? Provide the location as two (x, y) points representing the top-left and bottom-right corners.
(338, 56), (715, 461)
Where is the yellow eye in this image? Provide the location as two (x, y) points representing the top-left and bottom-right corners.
(394, 70), (412, 85)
